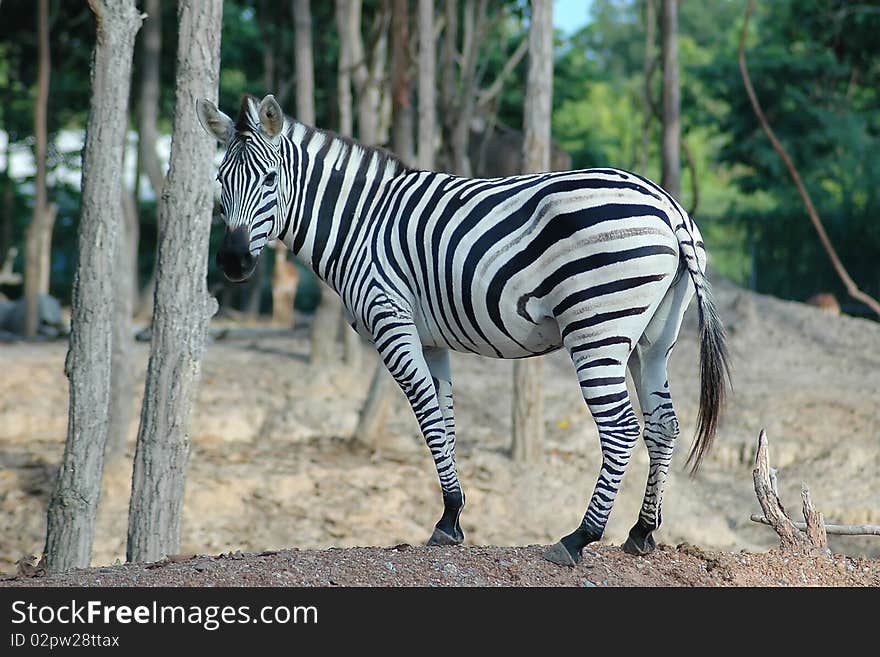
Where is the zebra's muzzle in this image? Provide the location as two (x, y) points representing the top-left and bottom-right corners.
(217, 227), (257, 282)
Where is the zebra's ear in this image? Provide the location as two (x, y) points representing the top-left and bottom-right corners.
(258, 94), (284, 140)
(196, 98), (234, 144)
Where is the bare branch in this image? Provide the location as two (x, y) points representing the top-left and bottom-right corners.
(475, 38), (528, 110)
(750, 515), (880, 537)
(751, 429), (834, 555)
(752, 429), (807, 550)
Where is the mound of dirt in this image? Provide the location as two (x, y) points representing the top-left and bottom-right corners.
(4, 543), (878, 588)
(0, 273), (878, 579)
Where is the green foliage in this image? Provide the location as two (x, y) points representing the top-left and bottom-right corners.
(0, 0), (877, 317)
(696, 0), (880, 313)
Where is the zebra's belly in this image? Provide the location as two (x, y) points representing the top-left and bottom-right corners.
(414, 306), (563, 359)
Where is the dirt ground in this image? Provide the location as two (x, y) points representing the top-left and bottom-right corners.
(1, 274), (878, 586)
(4, 543), (878, 587)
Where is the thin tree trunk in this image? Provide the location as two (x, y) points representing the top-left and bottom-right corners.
(449, 0), (482, 176)
(350, 0), (388, 147)
(135, 0), (163, 320)
(36, 200), (55, 296)
(105, 142), (139, 464)
(350, 0), (394, 436)
(295, 0), (333, 360)
(660, 0), (680, 198)
(271, 254), (299, 328)
(336, 0), (361, 366)
(293, 0), (315, 125)
(512, 0), (552, 463)
(353, 0), (415, 435)
(391, 0), (414, 165)
(127, 0), (222, 563)
(417, 0), (436, 170)
(261, 0), (300, 329)
(304, 0), (342, 365)
(640, 0), (656, 172)
(24, 0), (53, 338)
(336, 0), (354, 137)
(1, 130), (13, 258)
(44, 0), (142, 572)
(354, 357), (397, 446)
(244, 10), (274, 326)
(244, 256), (265, 320)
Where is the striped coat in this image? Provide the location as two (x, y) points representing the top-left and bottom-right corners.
(198, 94), (729, 565)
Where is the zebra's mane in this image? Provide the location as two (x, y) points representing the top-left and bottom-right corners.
(234, 94), (413, 177)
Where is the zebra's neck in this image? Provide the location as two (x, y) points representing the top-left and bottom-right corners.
(278, 121), (410, 290)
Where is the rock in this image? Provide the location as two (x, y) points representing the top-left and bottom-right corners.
(0, 294), (65, 336)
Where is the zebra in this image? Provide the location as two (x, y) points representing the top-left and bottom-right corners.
(196, 93), (729, 566)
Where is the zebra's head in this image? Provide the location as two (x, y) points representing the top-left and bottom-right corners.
(196, 94), (287, 282)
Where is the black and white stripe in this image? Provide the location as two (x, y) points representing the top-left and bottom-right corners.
(201, 94), (729, 563)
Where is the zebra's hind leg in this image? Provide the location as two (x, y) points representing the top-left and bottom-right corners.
(422, 347), (465, 546)
(621, 343), (674, 556)
(544, 345), (642, 566)
(623, 274), (692, 555)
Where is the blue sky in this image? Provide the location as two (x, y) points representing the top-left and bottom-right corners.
(554, 0), (593, 35)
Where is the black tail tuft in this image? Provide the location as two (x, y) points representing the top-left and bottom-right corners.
(686, 284), (731, 474)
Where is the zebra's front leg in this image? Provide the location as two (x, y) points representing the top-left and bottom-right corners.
(375, 331), (464, 546)
(423, 347), (465, 546)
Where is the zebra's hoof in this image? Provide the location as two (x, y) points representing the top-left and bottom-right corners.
(622, 533), (656, 556)
(426, 527), (463, 547)
(543, 541), (581, 567)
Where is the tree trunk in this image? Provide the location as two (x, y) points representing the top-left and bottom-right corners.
(315, 0), (388, 366)
(448, 0), (482, 176)
(299, 0), (339, 365)
(335, 0), (362, 367)
(441, 0), (458, 141)
(391, 0), (414, 165)
(417, 0), (435, 170)
(512, 0), (552, 463)
(293, 0), (315, 125)
(24, 0), (53, 338)
(254, 0), (300, 329)
(336, 0), (354, 137)
(126, 0), (222, 563)
(271, 253), (299, 328)
(349, 0), (387, 147)
(43, 0), (142, 573)
(512, 359), (544, 462)
(639, 0), (656, 172)
(135, 0), (163, 320)
(244, 252), (265, 321)
(660, 0), (680, 198)
(354, 357), (397, 447)
(1, 132), (13, 259)
(346, 0), (396, 445)
(105, 145), (140, 464)
(246, 10), (271, 325)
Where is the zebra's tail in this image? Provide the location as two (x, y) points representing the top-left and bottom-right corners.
(675, 218), (731, 475)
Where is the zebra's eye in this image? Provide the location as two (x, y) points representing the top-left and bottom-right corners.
(264, 171), (277, 186)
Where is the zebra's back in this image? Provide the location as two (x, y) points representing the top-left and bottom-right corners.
(372, 167), (690, 359)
